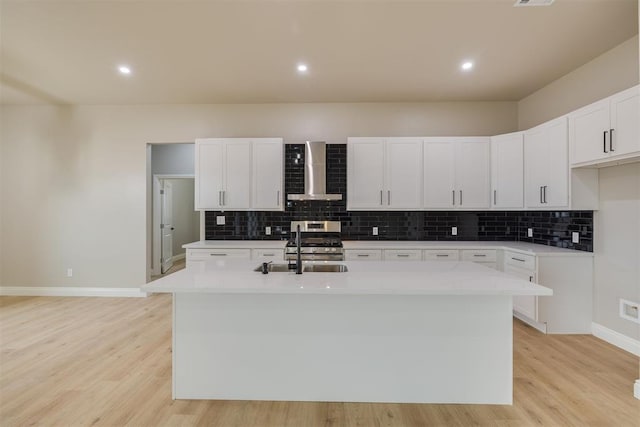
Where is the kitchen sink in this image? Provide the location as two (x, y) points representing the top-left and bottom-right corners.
(254, 263), (348, 273)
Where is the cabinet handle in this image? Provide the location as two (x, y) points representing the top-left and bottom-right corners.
(452, 190), (456, 206)
(512, 257), (525, 262)
(610, 128), (615, 152)
(529, 276), (533, 282)
(493, 190), (497, 205)
(357, 254), (370, 257)
(222, 190), (225, 206)
(459, 190), (462, 205)
(603, 130), (608, 153)
(543, 186), (547, 204)
(210, 253), (227, 256)
(397, 254), (410, 258)
(473, 254), (487, 257)
(380, 190), (383, 205)
(436, 254), (449, 257)
(277, 190), (280, 206)
(539, 186), (543, 204)
(263, 253), (275, 257)
(219, 190), (223, 206)
(388, 190), (391, 205)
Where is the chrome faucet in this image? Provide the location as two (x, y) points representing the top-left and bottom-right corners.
(295, 224), (302, 274)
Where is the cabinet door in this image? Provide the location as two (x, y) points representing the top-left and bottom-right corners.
(456, 141), (490, 209)
(609, 86), (640, 157)
(423, 141), (456, 208)
(252, 139), (283, 210)
(386, 138), (422, 209)
(491, 132), (524, 208)
(223, 140), (252, 209)
(524, 126), (547, 208)
(544, 118), (569, 208)
(195, 139), (224, 209)
(347, 138), (385, 209)
(569, 99), (609, 164)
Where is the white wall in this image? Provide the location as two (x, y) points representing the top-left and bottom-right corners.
(0, 101), (517, 287)
(518, 35), (640, 342)
(164, 178), (199, 257)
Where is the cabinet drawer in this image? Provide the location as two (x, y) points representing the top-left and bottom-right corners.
(504, 251), (535, 271)
(344, 250), (383, 261)
(251, 249), (284, 261)
(384, 249), (422, 261)
(187, 248), (252, 260)
(461, 249), (497, 262)
(423, 250), (460, 261)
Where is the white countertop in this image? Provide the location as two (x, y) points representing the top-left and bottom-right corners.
(183, 239), (591, 257)
(143, 260), (553, 297)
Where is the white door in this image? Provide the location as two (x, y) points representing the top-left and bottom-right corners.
(524, 126), (547, 208)
(609, 86), (640, 157)
(491, 132), (524, 208)
(544, 118), (569, 208)
(423, 141), (456, 208)
(195, 139), (224, 209)
(385, 138), (422, 209)
(252, 139), (284, 210)
(456, 141), (490, 209)
(569, 98), (609, 164)
(161, 181), (174, 274)
(347, 138), (385, 209)
(223, 140), (252, 209)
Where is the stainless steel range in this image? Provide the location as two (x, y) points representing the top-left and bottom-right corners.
(285, 221), (344, 261)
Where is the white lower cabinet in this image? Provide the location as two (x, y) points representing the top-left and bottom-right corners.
(384, 249), (422, 261)
(422, 249), (459, 261)
(344, 249), (383, 261)
(251, 249), (285, 262)
(186, 248), (251, 268)
(461, 249), (497, 270)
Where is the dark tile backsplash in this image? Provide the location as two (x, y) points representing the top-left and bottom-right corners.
(204, 144), (593, 252)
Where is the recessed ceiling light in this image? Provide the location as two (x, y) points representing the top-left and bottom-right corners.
(118, 65), (132, 75)
(461, 61), (474, 71)
(297, 63), (308, 73)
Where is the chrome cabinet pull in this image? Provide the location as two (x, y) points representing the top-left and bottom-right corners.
(380, 190), (383, 205)
(473, 254), (486, 257)
(210, 253), (227, 256)
(512, 257), (525, 262)
(610, 128), (615, 152)
(222, 190), (225, 206)
(397, 254), (410, 258)
(543, 186), (547, 204)
(459, 190), (462, 205)
(452, 190), (455, 206)
(539, 186), (543, 204)
(263, 253), (275, 257)
(436, 254), (449, 257)
(277, 190), (280, 206)
(219, 190), (222, 206)
(493, 190), (497, 205)
(603, 130), (608, 153)
(357, 254), (370, 257)
(388, 190), (391, 205)
(529, 276), (533, 282)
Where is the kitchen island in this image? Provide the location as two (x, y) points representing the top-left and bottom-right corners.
(143, 260), (551, 404)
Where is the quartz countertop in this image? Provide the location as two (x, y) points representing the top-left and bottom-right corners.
(183, 239), (591, 257)
(142, 259), (553, 296)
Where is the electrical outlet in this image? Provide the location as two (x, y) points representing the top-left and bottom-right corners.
(620, 299), (640, 324)
(66, 268), (73, 277)
(572, 232), (579, 243)
(527, 228), (533, 237)
(372, 227), (378, 236)
(451, 227), (458, 236)
(216, 216), (225, 225)
(265, 226), (271, 235)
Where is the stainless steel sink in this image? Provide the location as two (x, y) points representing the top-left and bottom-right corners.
(254, 263), (348, 273)
(303, 264), (348, 273)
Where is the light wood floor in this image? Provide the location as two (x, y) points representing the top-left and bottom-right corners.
(1, 295), (638, 426)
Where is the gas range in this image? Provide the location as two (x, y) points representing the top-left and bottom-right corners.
(285, 221), (344, 261)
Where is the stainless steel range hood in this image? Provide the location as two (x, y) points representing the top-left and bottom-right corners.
(287, 141), (343, 201)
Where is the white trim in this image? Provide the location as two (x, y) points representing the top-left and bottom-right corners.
(172, 253), (186, 262)
(0, 286), (147, 298)
(634, 379), (640, 400)
(591, 322), (640, 357)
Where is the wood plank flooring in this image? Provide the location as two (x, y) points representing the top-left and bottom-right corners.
(1, 294), (638, 426)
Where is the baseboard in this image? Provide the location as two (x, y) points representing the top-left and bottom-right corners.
(0, 286), (148, 298)
(591, 322), (640, 357)
(172, 253), (186, 262)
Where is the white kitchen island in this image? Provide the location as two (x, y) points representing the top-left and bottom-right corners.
(143, 260), (551, 404)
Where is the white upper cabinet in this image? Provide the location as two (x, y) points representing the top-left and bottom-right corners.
(347, 138), (422, 210)
(524, 117), (569, 208)
(569, 85), (639, 167)
(252, 139), (284, 210)
(423, 139), (490, 210)
(491, 132), (524, 209)
(195, 138), (283, 211)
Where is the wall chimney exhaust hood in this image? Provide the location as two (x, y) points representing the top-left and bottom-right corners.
(287, 141), (343, 201)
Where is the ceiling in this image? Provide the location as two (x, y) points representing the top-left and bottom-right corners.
(0, 0), (637, 105)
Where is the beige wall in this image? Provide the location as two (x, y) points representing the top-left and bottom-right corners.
(0, 101), (517, 287)
(518, 35), (639, 130)
(518, 34), (640, 341)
